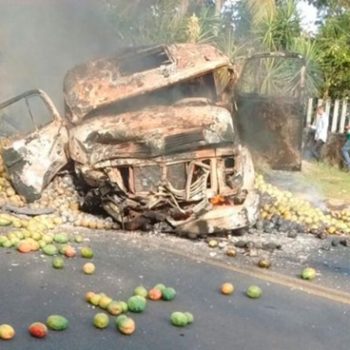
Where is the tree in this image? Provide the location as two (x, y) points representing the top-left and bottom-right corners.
(307, 0), (350, 16)
(315, 10), (350, 97)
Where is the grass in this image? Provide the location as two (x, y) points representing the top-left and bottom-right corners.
(299, 161), (350, 205)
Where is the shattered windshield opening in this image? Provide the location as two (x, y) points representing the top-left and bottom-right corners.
(0, 93), (54, 138)
(118, 46), (173, 76)
(85, 72), (217, 120)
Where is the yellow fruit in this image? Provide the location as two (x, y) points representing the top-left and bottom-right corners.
(83, 262), (96, 275)
(220, 282), (234, 295)
(0, 324), (15, 340)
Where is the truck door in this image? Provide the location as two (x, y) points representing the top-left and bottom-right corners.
(235, 52), (306, 171)
(0, 89), (68, 202)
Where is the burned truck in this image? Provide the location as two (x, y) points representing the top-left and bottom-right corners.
(0, 44), (259, 236)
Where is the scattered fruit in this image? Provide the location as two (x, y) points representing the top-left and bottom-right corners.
(226, 246), (237, 257)
(63, 245), (76, 258)
(52, 256), (64, 269)
(80, 247), (94, 259)
(170, 312), (188, 327)
(246, 285), (262, 299)
(208, 239), (218, 248)
(107, 301), (124, 316)
(46, 315), (69, 331)
(74, 235), (84, 243)
(99, 295), (113, 309)
(153, 283), (166, 292)
(90, 293), (102, 306)
(184, 312), (194, 324)
(28, 322), (48, 338)
(134, 286), (148, 298)
(162, 287), (176, 301)
(85, 291), (95, 302)
(116, 315), (135, 335)
(17, 241), (33, 253)
(93, 313), (109, 329)
(221, 282), (234, 295)
(0, 324), (15, 340)
(127, 295), (147, 313)
(53, 233), (69, 244)
(301, 267), (316, 281)
(42, 244), (58, 256)
(148, 288), (162, 301)
(83, 262), (95, 275)
(258, 258), (271, 269)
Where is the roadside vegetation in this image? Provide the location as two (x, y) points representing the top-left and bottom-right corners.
(105, 0), (350, 99)
(301, 161), (350, 204)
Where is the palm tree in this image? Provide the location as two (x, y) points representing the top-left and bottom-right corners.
(246, 0), (276, 25)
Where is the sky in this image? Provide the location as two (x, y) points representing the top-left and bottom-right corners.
(297, 0), (318, 33)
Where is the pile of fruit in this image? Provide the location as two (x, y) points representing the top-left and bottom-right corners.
(0, 158), (25, 209)
(255, 174), (350, 236)
(0, 138), (116, 230)
(0, 141), (116, 230)
(0, 214), (98, 264)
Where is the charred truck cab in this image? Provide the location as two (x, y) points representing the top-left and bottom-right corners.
(0, 44), (259, 237)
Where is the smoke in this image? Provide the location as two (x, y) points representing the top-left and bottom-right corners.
(265, 169), (327, 211)
(0, 0), (119, 114)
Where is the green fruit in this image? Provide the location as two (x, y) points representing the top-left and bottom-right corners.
(42, 244), (58, 256)
(120, 301), (128, 312)
(116, 316), (135, 335)
(38, 240), (47, 249)
(2, 240), (12, 248)
(0, 218), (11, 226)
(80, 247), (94, 259)
(162, 287), (176, 301)
(134, 286), (148, 298)
(10, 238), (19, 246)
(0, 236), (7, 246)
(170, 312), (188, 327)
(184, 312), (194, 324)
(301, 267), (316, 280)
(115, 315), (128, 328)
(153, 283), (166, 292)
(74, 235), (84, 243)
(52, 256), (64, 269)
(127, 295), (147, 313)
(93, 313), (109, 329)
(46, 315), (69, 331)
(54, 233), (69, 244)
(57, 245), (66, 255)
(107, 301), (124, 316)
(246, 285), (262, 299)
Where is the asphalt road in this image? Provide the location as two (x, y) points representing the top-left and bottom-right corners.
(1, 230), (350, 350)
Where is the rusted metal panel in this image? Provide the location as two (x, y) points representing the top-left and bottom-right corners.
(235, 53), (306, 171)
(236, 95), (303, 171)
(0, 90), (68, 201)
(69, 104), (235, 166)
(64, 44), (230, 124)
